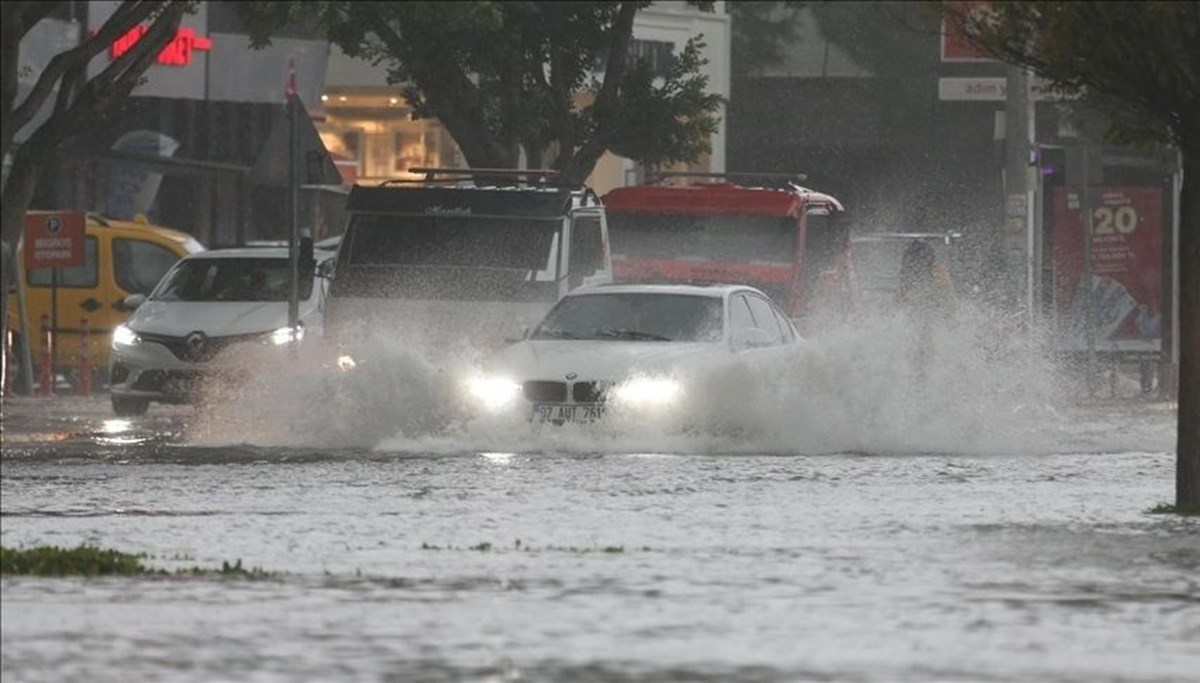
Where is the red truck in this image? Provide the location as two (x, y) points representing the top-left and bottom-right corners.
(602, 172), (859, 326)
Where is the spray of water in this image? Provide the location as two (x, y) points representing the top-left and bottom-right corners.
(178, 296), (1169, 457)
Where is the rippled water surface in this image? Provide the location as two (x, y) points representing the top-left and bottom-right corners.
(3, 314), (1198, 682)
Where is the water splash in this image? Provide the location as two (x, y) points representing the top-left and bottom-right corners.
(186, 301), (1171, 456)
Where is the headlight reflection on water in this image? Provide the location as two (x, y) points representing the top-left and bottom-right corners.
(98, 418), (149, 445)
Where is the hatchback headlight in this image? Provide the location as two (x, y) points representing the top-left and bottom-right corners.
(467, 376), (522, 411)
(611, 377), (681, 407)
(112, 324), (140, 349)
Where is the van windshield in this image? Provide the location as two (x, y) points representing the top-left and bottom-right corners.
(347, 214), (557, 270)
(607, 214), (796, 265)
(334, 213), (563, 302)
(151, 257), (313, 302)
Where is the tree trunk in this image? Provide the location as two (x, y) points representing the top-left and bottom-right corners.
(1178, 151), (1200, 507)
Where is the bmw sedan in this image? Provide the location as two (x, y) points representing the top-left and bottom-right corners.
(465, 283), (803, 425)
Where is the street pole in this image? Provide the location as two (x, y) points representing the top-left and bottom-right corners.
(287, 93), (299, 358)
(1003, 65), (1034, 321)
(1081, 142), (1097, 397)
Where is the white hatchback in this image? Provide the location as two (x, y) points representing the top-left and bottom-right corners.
(466, 283), (802, 425)
(108, 247), (334, 415)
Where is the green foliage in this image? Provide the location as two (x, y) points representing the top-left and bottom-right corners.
(605, 38), (723, 169)
(420, 540), (646, 554)
(0, 545), (276, 578)
(0, 544), (149, 576)
(730, 1), (807, 76)
(1148, 502), (1200, 516)
(948, 1), (1200, 151)
(235, 1), (724, 182)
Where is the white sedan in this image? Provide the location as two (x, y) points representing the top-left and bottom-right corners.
(466, 283), (803, 425)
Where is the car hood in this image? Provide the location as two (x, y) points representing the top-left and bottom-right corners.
(128, 300), (320, 338)
(483, 339), (723, 381)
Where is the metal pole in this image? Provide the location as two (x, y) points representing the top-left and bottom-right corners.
(1081, 143), (1096, 397)
(14, 235), (35, 393)
(287, 94), (299, 355)
(1003, 65), (1033, 314)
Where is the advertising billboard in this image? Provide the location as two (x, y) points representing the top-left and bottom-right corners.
(1052, 186), (1164, 353)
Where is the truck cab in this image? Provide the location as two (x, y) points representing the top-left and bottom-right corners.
(602, 172), (859, 332)
(325, 168), (612, 356)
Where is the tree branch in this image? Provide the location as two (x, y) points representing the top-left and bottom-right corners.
(9, 1), (163, 141)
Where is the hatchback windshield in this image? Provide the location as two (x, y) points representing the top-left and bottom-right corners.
(151, 258), (313, 302)
(531, 293), (723, 342)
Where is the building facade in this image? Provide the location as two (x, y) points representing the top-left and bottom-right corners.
(319, 1), (731, 196)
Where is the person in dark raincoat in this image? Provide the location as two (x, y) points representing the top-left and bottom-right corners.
(896, 239), (955, 378)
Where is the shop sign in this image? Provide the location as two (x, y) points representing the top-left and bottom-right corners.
(102, 25), (212, 67)
(24, 211), (86, 269)
(1052, 186), (1164, 353)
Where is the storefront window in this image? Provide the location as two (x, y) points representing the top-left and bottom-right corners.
(318, 89), (460, 183)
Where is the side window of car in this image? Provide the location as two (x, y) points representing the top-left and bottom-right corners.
(113, 238), (181, 295)
(728, 294), (756, 335)
(771, 305), (797, 342)
(28, 236), (99, 287)
(745, 295), (786, 345)
(568, 213), (605, 289)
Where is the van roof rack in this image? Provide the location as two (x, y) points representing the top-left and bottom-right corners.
(379, 167), (571, 189)
(647, 171), (809, 186)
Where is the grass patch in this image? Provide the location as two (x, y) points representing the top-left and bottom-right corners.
(1147, 502), (1200, 516)
(1, 545), (149, 576)
(0, 545), (276, 579)
(420, 540), (647, 554)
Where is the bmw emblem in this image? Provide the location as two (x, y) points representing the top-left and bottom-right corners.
(565, 372), (578, 380)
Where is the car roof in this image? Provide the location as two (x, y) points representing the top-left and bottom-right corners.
(566, 282), (764, 299)
(181, 247), (336, 260)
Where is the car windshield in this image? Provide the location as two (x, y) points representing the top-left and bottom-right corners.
(531, 292), (723, 342)
(608, 213), (796, 264)
(151, 257), (313, 302)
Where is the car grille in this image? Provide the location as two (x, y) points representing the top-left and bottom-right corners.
(572, 381), (609, 403)
(523, 381), (567, 403)
(522, 380), (610, 404)
(132, 369), (206, 393)
(139, 331), (265, 362)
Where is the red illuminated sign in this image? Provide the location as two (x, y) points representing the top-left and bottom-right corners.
(102, 26), (212, 67)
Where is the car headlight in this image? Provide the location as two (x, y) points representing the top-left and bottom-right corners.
(610, 377), (681, 407)
(268, 325), (304, 346)
(467, 376), (522, 411)
(112, 324), (140, 349)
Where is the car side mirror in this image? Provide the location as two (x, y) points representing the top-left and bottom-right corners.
(731, 327), (773, 350)
(504, 326), (529, 344)
(119, 294), (146, 311)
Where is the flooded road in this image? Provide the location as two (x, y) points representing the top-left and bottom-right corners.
(2, 395), (1197, 682)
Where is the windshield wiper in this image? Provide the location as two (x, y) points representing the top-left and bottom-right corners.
(592, 327), (672, 342)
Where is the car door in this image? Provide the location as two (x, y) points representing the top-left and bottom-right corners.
(22, 229), (104, 375)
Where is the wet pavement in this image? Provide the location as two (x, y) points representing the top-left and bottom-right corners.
(2, 391), (1197, 682)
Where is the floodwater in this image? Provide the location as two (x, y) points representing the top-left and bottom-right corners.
(2, 310), (1198, 682)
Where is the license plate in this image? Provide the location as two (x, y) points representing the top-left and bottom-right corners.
(533, 403), (605, 424)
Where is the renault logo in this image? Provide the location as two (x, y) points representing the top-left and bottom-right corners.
(186, 331), (207, 351)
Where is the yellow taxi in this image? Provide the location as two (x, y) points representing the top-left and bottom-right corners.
(7, 214), (204, 384)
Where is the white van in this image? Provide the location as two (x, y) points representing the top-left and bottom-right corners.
(325, 169), (612, 357)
